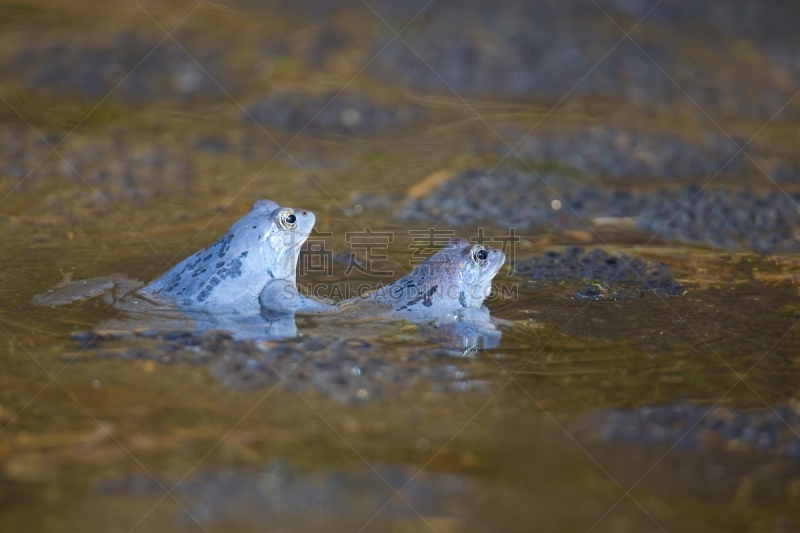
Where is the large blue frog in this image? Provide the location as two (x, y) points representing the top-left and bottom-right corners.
(33, 199), (334, 317)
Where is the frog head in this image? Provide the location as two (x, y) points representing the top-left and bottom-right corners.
(371, 237), (505, 313)
(142, 199), (315, 309)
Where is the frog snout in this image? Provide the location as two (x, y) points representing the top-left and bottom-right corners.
(297, 209), (315, 228)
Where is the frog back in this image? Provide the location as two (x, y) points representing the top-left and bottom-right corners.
(140, 201), (288, 309)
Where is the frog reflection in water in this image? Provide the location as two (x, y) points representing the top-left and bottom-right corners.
(265, 238), (507, 354)
(33, 199), (335, 336)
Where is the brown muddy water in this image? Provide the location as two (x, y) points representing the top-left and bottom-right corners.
(2, 1), (800, 532)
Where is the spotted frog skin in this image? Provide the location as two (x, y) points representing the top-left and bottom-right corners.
(33, 199), (333, 316)
(328, 238), (507, 354)
(141, 199), (323, 311)
(362, 238), (505, 316)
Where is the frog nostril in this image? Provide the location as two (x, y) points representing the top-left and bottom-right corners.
(302, 211), (308, 216)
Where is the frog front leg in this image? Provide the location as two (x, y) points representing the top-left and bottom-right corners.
(259, 279), (339, 316)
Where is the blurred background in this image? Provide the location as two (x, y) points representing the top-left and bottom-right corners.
(2, 1), (800, 532)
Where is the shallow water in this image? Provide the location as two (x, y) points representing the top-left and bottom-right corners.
(2, 1), (800, 532)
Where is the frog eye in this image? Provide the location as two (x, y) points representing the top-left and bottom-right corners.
(471, 244), (489, 265)
(278, 209), (297, 230)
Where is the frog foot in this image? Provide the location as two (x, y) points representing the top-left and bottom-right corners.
(259, 279), (339, 316)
